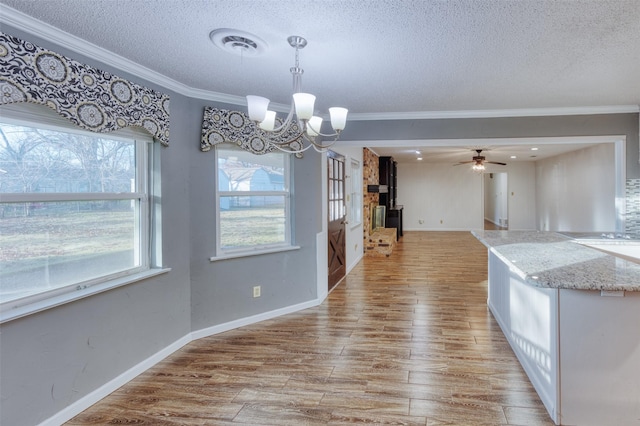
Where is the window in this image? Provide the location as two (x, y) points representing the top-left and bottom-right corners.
(0, 107), (158, 315)
(216, 146), (292, 256)
(350, 159), (362, 226)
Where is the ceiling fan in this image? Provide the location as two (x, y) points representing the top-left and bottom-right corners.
(455, 149), (506, 171)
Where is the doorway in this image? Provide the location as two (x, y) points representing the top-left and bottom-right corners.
(484, 172), (508, 230)
(327, 151), (346, 291)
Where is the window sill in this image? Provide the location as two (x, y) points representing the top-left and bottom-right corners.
(210, 245), (301, 262)
(0, 268), (171, 324)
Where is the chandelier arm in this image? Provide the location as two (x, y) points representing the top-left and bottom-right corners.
(305, 121), (343, 138)
(301, 133), (339, 150)
(266, 128), (307, 147)
(267, 102), (296, 135)
(271, 142), (315, 154)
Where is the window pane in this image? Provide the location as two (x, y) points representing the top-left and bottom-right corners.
(0, 200), (139, 303)
(0, 123), (136, 194)
(219, 196), (286, 248)
(217, 148), (285, 192)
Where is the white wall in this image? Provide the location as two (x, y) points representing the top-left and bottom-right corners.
(484, 172), (508, 226)
(536, 144), (615, 232)
(399, 162), (483, 230)
(398, 161), (536, 231)
(502, 162), (537, 230)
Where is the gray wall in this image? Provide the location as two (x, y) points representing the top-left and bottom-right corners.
(0, 26), (322, 426)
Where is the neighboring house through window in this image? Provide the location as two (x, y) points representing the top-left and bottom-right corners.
(215, 145), (293, 257)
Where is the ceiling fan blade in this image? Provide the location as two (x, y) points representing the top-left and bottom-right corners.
(487, 161), (507, 165)
(454, 161), (474, 165)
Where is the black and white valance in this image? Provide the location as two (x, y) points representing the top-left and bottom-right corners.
(0, 32), (170, 146)
(201, 107), (304, 158)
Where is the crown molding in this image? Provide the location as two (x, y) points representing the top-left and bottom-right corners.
(338, 135), (626, 148)
(347, 105), (640, 121)
(0, 4), (239, 105)
(2, 5), (638, 121)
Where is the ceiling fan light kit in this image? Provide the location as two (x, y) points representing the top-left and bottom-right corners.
(456, 149), (507, 171)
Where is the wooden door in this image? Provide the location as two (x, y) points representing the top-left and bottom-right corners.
(327, 151), (346, 291)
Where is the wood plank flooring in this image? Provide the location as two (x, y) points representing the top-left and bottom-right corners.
(67, 231), (554, 425)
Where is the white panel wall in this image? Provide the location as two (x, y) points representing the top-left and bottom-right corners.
(398, 161), (536, 231)
(399, 162), (484, 230)
(504, 162), (537, 230)
(484, 172), (508, 226)
(536, 144), (615, 232)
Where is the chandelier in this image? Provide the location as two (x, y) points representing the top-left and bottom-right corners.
(245, 35), (348, 154)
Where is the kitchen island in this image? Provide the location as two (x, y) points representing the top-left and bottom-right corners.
(472, 230), (640, 426)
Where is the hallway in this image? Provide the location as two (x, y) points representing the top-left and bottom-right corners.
(68, 232), (553, 425)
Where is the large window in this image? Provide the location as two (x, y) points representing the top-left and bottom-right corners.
(0, 108), (157, 314)
(216, 146), (292, 256)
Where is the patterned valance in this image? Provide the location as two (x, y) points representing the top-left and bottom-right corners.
(201, 107), (304, 158)
(0, 32), (170, 146)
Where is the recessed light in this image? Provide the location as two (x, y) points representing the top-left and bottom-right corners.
(510, 155), (517, 159)
(417, 157), (423, 161)
(531, 147), (539, 151)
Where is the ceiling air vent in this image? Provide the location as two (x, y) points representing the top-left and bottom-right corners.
(209, 29), (267, 57)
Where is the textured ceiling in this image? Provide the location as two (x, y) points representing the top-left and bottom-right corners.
(1, 1), (639, 162)
(2, 0), (639, 116)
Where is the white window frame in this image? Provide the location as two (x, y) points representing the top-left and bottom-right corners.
(0, 105), (167, 323)
(211, 145), (298, 261)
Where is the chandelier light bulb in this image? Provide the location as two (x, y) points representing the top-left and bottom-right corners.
(307, 116), (323, 136)
(259, 110), (276, 131)
(329, 107), (348, 131)
(246, 95), (269, 122)
(293, 93), (316, 120)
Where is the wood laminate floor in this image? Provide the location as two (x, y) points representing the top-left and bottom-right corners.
(483, 220), (507, 231)
(67, 231), (554, 425)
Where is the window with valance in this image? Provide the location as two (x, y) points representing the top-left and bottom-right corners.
(0, 32), (170, 321)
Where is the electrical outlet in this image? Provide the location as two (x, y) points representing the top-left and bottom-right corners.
(253, 285), (261, 298)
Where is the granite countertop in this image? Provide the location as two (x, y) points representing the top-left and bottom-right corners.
(471, 230), (640, 292)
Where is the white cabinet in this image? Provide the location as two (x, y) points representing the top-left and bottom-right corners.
(488, 250), (640, 425)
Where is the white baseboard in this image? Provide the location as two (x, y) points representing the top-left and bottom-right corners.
(191, 298), (322, 340)
(40, 334), (192, 426)
(346, 252), (363, 274)
(39, 297), (323, 426)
